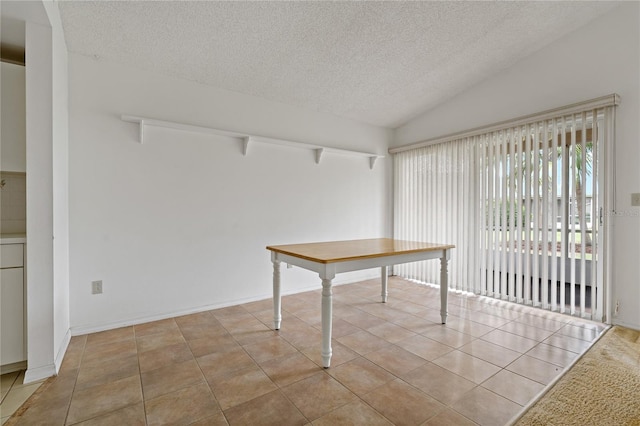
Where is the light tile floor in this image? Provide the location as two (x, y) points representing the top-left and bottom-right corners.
(1, 371), (44, 425)
(3, 277), (606, 425)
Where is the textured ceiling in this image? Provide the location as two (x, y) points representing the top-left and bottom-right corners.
(57, 1), (618, 128)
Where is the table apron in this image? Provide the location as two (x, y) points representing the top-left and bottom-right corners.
(272, 249), (451, 279)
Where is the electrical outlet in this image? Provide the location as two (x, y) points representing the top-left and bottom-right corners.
(92, 280), (103, 294)
(632, 193), (640, 207)
(615, 300), (620, 315)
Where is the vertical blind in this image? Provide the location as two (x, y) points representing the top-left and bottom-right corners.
(392, 96), (618, 321)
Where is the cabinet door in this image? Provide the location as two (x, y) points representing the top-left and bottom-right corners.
(0, 244), (24, 268)
(1, 268), (25, 365)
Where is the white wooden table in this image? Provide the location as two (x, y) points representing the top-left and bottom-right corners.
(266, 238), (454, 368)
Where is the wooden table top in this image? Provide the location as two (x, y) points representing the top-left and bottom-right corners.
(266, 238), (454, 264)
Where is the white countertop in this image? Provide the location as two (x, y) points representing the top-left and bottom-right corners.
(0, 234), (26, 244)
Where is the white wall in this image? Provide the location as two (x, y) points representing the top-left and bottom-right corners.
(44, 1), (71, 374)
(4, 0), (71, 384)
(68, 55), (392, 333)
(393, 3), (640, 329)
(25, 20), (56, 382)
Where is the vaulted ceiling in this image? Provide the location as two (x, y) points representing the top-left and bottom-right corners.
(57, 1), (618, 128)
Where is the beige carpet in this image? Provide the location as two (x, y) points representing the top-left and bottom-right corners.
(515, 326), (640, 426)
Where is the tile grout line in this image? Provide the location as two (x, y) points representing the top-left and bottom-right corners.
(132, 325), (149, 426)
(7, 277), (607, 425)
(0, 372), (19, 407)
(184, 314), (253, 426)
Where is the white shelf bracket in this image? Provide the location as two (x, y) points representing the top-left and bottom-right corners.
(138, 119), (145, 144)
(369, 156), (378, 170)
(120, 114), (384, 168)
(121, 115), (145, 143)
(242, 137), (251, 156)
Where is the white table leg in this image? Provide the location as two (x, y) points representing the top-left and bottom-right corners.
(321, 278), (333, 368)
(381, 265), (388, 303)
(440, 251), (449, 324)
(273, 260), (282, 330)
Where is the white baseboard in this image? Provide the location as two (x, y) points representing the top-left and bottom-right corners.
(69, 293), (285, 336)
(70, 271), (379, 337)
(24, 363), (56, 384)
(54, 328), (72, 373)
(18, 331), (70, 384)
(612, 319), (640, 331)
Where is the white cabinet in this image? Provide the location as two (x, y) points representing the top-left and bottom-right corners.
(1, 242), (25, 369)
(1, 268), (24, 366)
(0, 243), (23, 267)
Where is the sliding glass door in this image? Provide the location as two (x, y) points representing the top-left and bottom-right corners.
(393, 98), (617, 322)
(477, 112), (603, 318)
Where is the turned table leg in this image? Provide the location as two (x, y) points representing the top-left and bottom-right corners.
(273, 260), (282, 330)
(440, 251), (450, 324)
(381, 266), (388, 303)
(321, 278), (333, 368)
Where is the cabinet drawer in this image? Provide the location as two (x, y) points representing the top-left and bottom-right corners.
(0, 244), (23, 268)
